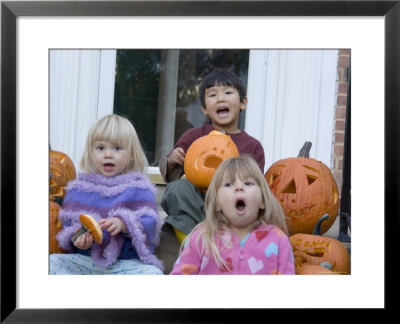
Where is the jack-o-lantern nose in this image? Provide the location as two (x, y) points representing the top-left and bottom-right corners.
(282, 179), (296, 194)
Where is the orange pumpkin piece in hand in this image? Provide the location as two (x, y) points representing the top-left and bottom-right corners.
(71, 214), (103, 244)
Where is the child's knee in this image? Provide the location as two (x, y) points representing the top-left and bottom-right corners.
(165, 179), (198, 196)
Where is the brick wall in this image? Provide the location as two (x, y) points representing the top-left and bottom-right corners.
(332, 49), (350, 196)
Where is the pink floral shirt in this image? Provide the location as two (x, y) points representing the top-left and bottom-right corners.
(170, 223), (295, 275)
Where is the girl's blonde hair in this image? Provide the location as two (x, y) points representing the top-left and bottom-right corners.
(80, 114), (148, 174)
(186, 155), (288, 270)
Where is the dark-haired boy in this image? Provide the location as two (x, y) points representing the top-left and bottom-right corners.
(159, 69), (265, 237)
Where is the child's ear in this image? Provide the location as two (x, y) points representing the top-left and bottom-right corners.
(201, 105), (209, 116)
(215, 202), (222, 212)
(240, 97), (248, 111)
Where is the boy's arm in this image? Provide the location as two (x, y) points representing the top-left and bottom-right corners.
(159, 126), (204, 183)
(159, 155), (184, 183)
(160, 132), (191, 183)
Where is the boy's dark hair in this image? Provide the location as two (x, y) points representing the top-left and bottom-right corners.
(200, 69), (247, 107)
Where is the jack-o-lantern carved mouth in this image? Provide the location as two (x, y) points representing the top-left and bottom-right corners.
(286, 205), (316, 219)
(194, 148), (225, 171)
(304, 247), (326, 258)
(204, 156), (223, 169)
(295, 240), (331, 258)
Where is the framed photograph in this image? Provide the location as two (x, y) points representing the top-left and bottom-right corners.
(2, 0), (398, 321)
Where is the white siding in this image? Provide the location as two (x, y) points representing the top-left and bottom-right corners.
(246, 49), (338, 172)
(49, 50), (116, 170)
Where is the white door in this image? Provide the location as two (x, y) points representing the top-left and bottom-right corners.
(49, 49), (116, 169)
(245, 49), (338, 172)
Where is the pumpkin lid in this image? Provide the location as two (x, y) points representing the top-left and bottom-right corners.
(79, 214), (103, 244)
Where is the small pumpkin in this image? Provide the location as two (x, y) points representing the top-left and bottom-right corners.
(184, 130), (239, 192)
(49, 149), (76, 200)
(49, 200), (66, 254)
(265, 141), (339, 235)
(290, 214), (350, 274)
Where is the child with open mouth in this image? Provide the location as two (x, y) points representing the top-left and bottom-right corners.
(170, 155), (295, 274)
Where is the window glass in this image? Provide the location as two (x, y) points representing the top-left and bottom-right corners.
(114, 49), (249, 166)
(114, 50), (161, 165)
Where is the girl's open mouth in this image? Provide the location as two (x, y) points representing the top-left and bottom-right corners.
(236, 199), (246, 212)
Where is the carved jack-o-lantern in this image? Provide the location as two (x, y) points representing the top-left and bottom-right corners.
(184, 130), (239, 192)
(265, 142), (339, 235)
(49, 149), (75, 254)
(49, 150), (76, 200)
(49, 200), (66, 254)
(290, 234), (350, 274)
(290, 215), (350, 274)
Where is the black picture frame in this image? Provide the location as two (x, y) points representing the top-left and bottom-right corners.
(1, 0), (398, 322)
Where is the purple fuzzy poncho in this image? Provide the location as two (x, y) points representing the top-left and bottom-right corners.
(56, 172), (164, 271)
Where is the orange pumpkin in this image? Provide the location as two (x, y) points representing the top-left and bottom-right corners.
(49, 150), (76, 200)
(49, 149), (75, 254)
(184, 130), (239, 192)
(290, 215), (350, 274)
(49, 200), (66, 254)
(296, 264), (337, 275)
(265, 142), (339, 235)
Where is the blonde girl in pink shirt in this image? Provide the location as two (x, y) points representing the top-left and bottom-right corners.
(170, 155), (295, 275)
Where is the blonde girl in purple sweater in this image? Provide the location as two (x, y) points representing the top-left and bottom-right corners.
(171, 155), (295, 275)
(50, 114), (163, 275)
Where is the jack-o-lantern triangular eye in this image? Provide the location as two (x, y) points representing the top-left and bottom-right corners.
(282, 179), (296, 194)
(307, 175), (317, 185)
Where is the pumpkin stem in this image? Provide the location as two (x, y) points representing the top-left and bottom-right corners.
(313, 213), (329, 235)
(71, 226), (88, 243)
(297, 141), (312, 158)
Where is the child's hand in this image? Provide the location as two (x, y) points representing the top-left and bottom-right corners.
(73, 232), (93, 250)
(99, 217), (127, 236)
(168, 147), (185, 167)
